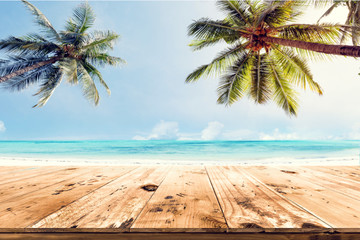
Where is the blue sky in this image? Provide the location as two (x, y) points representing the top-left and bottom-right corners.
(0, 1), (360, 140)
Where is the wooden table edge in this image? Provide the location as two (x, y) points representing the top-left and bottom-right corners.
(1, 228), (359, 233)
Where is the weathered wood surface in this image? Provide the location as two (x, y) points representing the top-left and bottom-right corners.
(0, 165), (359, 235)
(0, 166), (61, 185)
(244, 166), (360, 228)
(0, 167), (108, 204)
(131, 166), (227, 232)
(206, 166), (330, 231)
(304, 166), (360, 183)
(0, 232), (358, 240)
(272, 166), (360, 201)
(31, 166), (170, 230)
(0, 166), (135, 227)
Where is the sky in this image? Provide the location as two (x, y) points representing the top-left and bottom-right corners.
(0, 0), (360, 141)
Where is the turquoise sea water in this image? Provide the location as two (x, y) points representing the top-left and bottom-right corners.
(0, 140), (359, 164)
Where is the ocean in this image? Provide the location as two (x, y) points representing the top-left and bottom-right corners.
(0, 140), (359, 165)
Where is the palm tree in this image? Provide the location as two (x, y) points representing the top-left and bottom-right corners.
(186, 0), (360, 116)
(316, 0), (360, 45)
(0, 0), (125, 107)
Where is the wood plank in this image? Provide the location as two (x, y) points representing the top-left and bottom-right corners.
(0, 232), (359, 240)
(30, 166), (170, 230)
(0, 166), (33, 175)
(0, 167), (111, 204)
(304, 166), (360, 183)
(206, 166), (330, 232)
(131, 166), (227, 232)
(272, 166), (360, 201)
(0, 166), (136, 227)
(244, 166), (360, 228)
(0, 166), (62, 185)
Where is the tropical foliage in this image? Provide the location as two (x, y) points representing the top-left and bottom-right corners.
(316, 0), (360, 45)
(186, 0), (360, 116)
(0, 0), (124, 107)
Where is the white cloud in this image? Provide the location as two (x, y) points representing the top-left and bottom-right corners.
(259, 128), (298, 140)
(133, 121), (226, 141)
(201, 121), (224, 140)
(133, 120), (179, 140)
(0, 121), (5, 132)
(132, 135), (148, 140)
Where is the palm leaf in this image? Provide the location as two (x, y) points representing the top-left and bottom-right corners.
(217, 51), (252, 105)
(186, 42), (248, 83)
(188, 18), (242, 40)
(318, 2), (342, 23)
(276, 23), (351, 44)
(269, 58), (298, 116)
(0, 36), (59, 56)
(250, 52), (271, 104)
(85, 53), (126, 67)
(82, 61), (111, 95)
(69, 2), (95, 34)
(60, 59), (78, 85)
(4, 63), (54, 92)
(77, 63), (100, 105)
(271, 45), (322, 94)
(33, 69), (63, 108)
(216, 0), (252, 26)
(21, 0), (60, 40)
(82, 30), (119, 51)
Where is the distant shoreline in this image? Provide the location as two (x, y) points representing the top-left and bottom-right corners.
(0, 155), (358, 166)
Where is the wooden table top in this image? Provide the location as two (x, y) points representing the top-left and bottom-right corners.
(0, 165), (359, 239)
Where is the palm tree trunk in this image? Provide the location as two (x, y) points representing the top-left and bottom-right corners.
(263, 36), (360, 57)
(0, 56), (60, 83)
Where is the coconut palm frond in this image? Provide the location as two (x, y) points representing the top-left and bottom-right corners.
(186, 42), (248, 83)
(250, 52), (271, 104)
(68, 2), (95, 34)
(318, 1), (342, 23)
(216, 0), (253, 26)
(0, 1), (124, 107)
(348, 1), (360, 45)
(33, 69), (63, 108)
(259, 0), (303, 28)
(188, 18), (241, 39)
(186, 0), (360, 115)
(77, 63), (99, 105)
(271, 45), (322, 94)
(276, 23), (350, 44)
(269, 58), (299, 116)
(81, 61), (111, 95)
(0, 56), (50, 78)
(21, 0), (60, 41)
(309, 0), (333, 8)
(0, 37), (59, 56)
(60, 59), (78, 85)
(85, 53), (126, 67)
(217, 51), (252, 105)
(4, 63), (54, 91)
(82, 30), (120, 51)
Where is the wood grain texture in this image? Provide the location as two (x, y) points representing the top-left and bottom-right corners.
(0, 166), (135, 228)
(131, 166), (227, 232)
(0, 232), (359, 240)
(272, 166), (360, 201)
(244, 166), (360, 228)
(304, 166), (360, 183)
(0, 165), (359, 233)
(0, 167), (112, 204)
(206, 166), (330, 231)
(0, 166), (33, 175)
(0, 166), (61, 185)
(30, 166), (170, 230)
